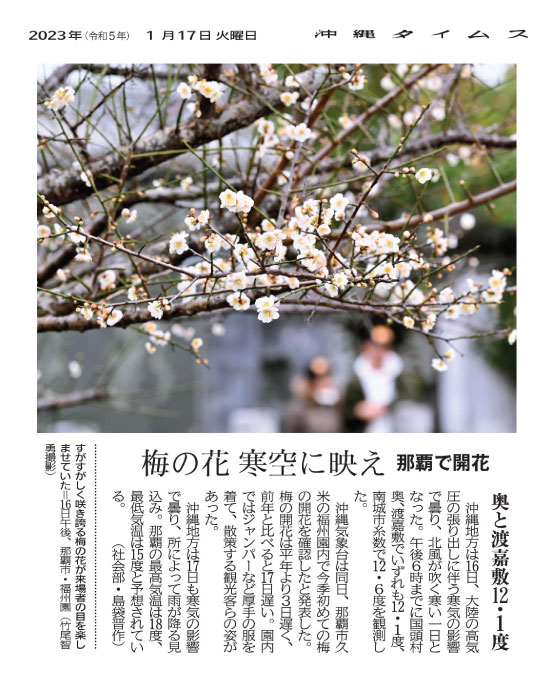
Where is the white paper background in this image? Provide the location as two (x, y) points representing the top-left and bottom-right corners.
(3, 1), (558, 679)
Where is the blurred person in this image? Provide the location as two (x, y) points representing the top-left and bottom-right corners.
(284, 356), (342, 432)
(344, 325), (403, 433)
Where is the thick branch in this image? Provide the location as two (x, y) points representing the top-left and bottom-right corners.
(366, 132), (515, 166)
(37, 290), (430, 334)
(379, 179), (517, 231)
(38, 297), (234, 332)
(37, 388), (111, 410)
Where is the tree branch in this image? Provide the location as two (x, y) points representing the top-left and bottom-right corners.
(37, 66), (329, 212)
(295, 64), (441, 181)
(37, 388), (111, 410)
(378, 179), (517, 231)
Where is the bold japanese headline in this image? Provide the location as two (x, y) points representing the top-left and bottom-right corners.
(141, 450), (490, 477)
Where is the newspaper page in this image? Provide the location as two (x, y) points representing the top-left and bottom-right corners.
(3, 1), (558, 680)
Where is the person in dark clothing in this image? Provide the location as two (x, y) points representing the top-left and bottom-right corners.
(284, 356), (342, 432)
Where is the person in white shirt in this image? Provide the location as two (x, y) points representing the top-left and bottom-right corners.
(343, 325), (403, 433)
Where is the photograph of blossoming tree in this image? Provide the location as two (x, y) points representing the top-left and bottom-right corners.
(37, 63), (516, 433)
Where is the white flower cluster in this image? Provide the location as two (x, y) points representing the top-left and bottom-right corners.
(415, 168), (434, 184)
(44, 86), (75, 110)
(255, 295), (280, 323)
(258, 64), (278, 85)
(147, 298), (170, 320)
(280, 92), (299, 106)
(341, 68), (367, 91)
(177, 75), (225, 104)
(98, 270), (117, 290)
(143, 321), (172, 354)
(483, 269), (509, 304)
(169, 231), (189, 255)
(285, 122), (312, 142)
(219, 189), (254, 214)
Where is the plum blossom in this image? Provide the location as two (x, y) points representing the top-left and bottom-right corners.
(225, 270), (248, 291)
(403, 316), (414, 329)
(194, 79), (224, 103)
(219, 189), (254, 214)
(98, 270), (117, 290)
(169, 231), (189, 255)
(380, 74), (394, 91)
(68, 231), (86, 245)
(77, 305), (94, 321)
(198, 210), (210, 225)
(332, 272), (349, 289)
(403, 105), (422, 127)
(121, 208), (138, 223)
(422, 313), (437, 332)
(348, 69), (367, 90)
(107, 309), (123, 326)
(259, 64), (278, 85)
(415, 168), (434, 184)
(176, 82), (192, 99)
(255, 295), (280, 323)
(288, 277), (300, 290)
(377, 233), (400, 254)
(80, 170), (93, 187)
(431, 358), (448, 372)
(280, 92), (299, 106)
(148, 300), (165, 320)
(329, 193), (349, 218)
(285, 123), (312, 142)
(256, 230), (284, 251)
(444, 305), (461, 320)
(431, 102), (446, 121)
(37, 224), (51, 240)
(338, 113), (353, 129)
(285, 75), (301, 88)
(45, 86), (75, 110)
(227, 292), (250, 311)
